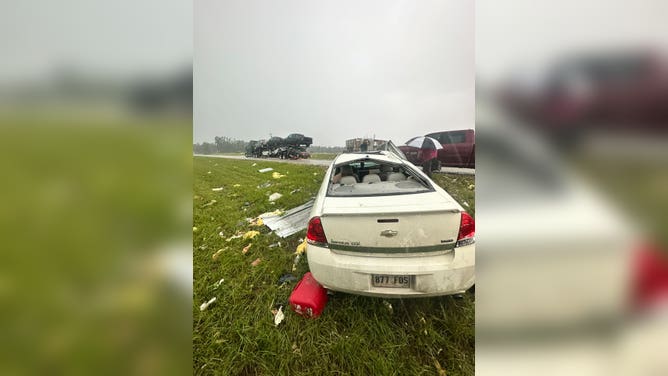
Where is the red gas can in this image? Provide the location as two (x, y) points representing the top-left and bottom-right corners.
(289, 272), (328, 318)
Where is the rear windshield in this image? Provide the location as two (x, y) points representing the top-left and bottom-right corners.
(327, 159), (433, 197)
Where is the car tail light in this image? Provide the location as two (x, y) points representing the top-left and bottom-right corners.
(307, 216), (328, 247)
(632, 242), (668, 311)
(456, 212), (475, 247)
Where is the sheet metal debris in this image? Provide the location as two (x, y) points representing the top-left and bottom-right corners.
(260, 200), (314, 238)
(258, 167), (274, 173)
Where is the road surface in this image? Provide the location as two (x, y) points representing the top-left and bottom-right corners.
(194, 154), (475, 175)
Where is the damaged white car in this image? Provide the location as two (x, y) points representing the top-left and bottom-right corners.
(306, 143), (475, 297)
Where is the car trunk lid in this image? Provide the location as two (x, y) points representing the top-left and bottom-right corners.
(319, 193), (461, 255)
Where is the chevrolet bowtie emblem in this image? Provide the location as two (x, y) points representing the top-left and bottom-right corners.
(380, 230), (398, 237)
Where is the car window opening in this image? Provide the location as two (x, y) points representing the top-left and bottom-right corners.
(328, 159), (432, 197)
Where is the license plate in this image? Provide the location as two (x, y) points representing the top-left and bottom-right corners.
(372, 274), (411, 288)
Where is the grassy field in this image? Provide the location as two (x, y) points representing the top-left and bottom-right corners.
(193, 157), (475, 375)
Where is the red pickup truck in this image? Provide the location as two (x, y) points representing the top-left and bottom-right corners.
(399, 129), (475, 170)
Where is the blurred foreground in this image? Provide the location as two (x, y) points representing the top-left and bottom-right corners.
(476, 1), (668, 374)
(0, 71), (192, 374)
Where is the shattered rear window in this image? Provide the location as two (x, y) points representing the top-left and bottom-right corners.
(327, 159), (433, 197)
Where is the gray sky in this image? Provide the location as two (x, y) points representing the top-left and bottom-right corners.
(195, 0), (474, 146)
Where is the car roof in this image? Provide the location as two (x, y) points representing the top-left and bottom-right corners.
(333, 151), (405, 165)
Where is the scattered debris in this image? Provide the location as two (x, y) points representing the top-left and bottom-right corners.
(248, 217), (264, 227)
(242, 230), (260, 240)
(383, 300), (393, 313)
(207, 171), (212, 174)
(272, 171), (285, 179)
(242, 243), (252, 254)
(433, 358), (447, 376)
(257, 182), (272, 189)
(260, 209), (284, 217)
(233, 184), (241, 187)
(295, 239), (308, 255)
(212, 248), (225, 260)
(199, 297), (217, 311)
(211, 187), (224, 192)
(268, 242), (282, 248)
(292, 254), (301, 272)
(213, 278), (225, 289)
(313, 172), (318, 175)
(463, 201), (470, 207)
(193, 226), (198, 232)
(202, 199), (217, 208)
(290, 188), (302, 194)
(218, 231), (225, 237)
(252, 163), (257, 166)
(225, 231), (244, 242)
(261, 200), (314, 238)
(251, 258), (262, 267)
(268, 193), (283, 202)
(273, 306), (285, 326)
(278, 274), (298, 285)
(468, 184), (475, 190)
(198, 244), (208, 250)
(258, 167), (274, 173)
(291, 343), (301, 354)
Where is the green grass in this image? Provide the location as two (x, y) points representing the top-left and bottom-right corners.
(309, 153), (338, 160)
(193, 157), (474, 375)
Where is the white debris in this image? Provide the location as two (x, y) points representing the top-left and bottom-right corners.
(258, 168), (274, 173)
(268, 193), (283, 202)
(212, 187), (224, 192)
(463, 201), (470, 207)
(200, 297), (217, 311)
(207, 171), (212, 174)
(213, 278), (225, 289)
(274, 306), (285, 326)
(218, 231), (225, 237)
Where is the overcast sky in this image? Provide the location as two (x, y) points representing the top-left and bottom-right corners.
(195, 0), (473, 146)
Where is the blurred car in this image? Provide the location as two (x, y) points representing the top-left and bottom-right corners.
(399, 129), (475, 170)
(305, 142), (475, 297)
(498, 50), (668, 142)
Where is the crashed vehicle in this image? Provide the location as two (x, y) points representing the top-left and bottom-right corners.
(305, 142), (475, 297)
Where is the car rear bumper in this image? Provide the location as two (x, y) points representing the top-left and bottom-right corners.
(306, 243), (475, 298)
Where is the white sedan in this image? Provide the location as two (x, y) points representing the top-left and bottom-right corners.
(305, 144), (475, 297)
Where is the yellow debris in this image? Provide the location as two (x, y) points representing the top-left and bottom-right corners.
(243, 230), (260, 240)
(295, 238), (308, 255)
(212, 248), (225, 260)
(272, 172), (285, 179)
